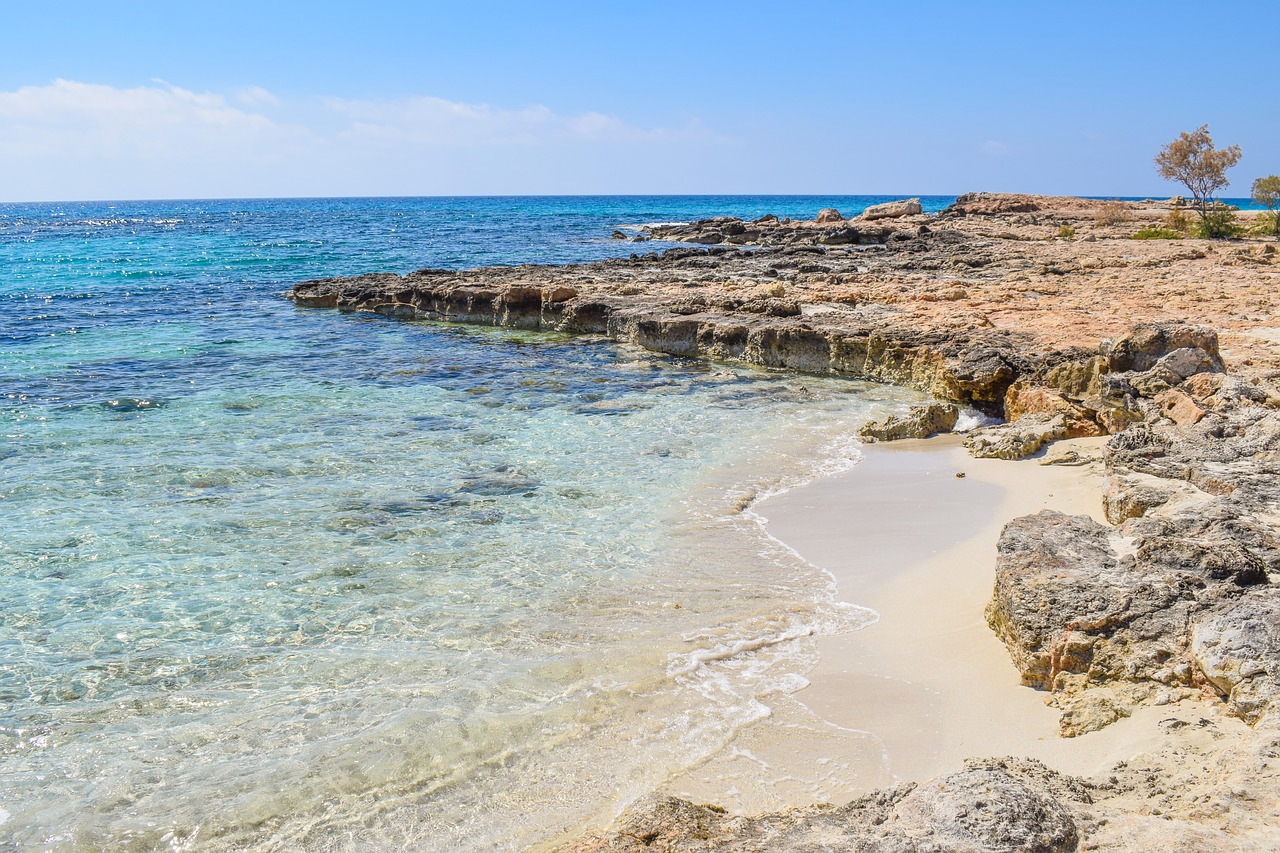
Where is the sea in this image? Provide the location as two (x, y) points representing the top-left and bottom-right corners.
(0, 192), (1183, 850)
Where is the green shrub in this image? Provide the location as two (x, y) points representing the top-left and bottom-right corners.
(1250, 212), (1280, 238)
(1056, 224), (1076, 239)
(1131, 226), (1184, 240)
(1194, 208), (1244, 239)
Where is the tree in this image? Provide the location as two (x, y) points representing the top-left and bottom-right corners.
(1253, 175), (1280, 238)
(1154, 125), (1242, 221)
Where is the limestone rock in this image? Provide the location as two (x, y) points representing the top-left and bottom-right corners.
(860, 403), (959, 442)
(1104, 323), (1222, 374)
(1154, 388), (1207, 425)
(1040, 356), (1108, 399)
(567, 759), (1084, 853)
(815, 207), (844, 224)
(1157, 346), (1222, 381)
(1193, 588), (1280, 724)
(964, 413), (1068, 460)
(1096, 406), (1143, 434)
(987, 511), (1128, 690)
(1003, 382), (1105, 437)
(1102, 470), (1185, 523)
(1054, 691), (1132, 737)
(860, 198), (924, 221)
(887, 763), (1081, 853)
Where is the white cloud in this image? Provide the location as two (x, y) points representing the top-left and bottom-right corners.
(0, 80), (723, 199)
(0, 79), (293, 161)
(235, 85), (281, 106)
(982, 139), (1011, 156)
(322, 94), (704, 146)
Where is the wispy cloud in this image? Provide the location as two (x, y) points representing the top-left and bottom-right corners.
(235, 85), (281, 107)
(0, 79), (295, 161)
(323, 94), (711, 146)
(0, 80), (723, 199)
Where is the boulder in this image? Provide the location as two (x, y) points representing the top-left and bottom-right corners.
(815, 208), (844, 224)
(964, 413), (1068, 460)
(861, 197), (924, 221)
(887, 763), (1081, 853)
(1193, 588), (1280, 724)
(1104, 323), (1222, 374)
(987, 511), (1129, 691)
(1003, 382), (1105, 437)
(860, 403), (959, 442)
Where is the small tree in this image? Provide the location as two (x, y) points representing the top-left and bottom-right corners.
(1154, 125), (1242, 222)
(1253, 175), (1280, 238)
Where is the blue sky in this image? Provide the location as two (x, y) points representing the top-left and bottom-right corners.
(2, 1), (1277, 201)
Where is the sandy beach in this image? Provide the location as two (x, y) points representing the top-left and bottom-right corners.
(300, 193), (1280, 850)
(663, 435), (1250, 814)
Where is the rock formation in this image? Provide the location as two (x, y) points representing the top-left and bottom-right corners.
(288, 194), (1280, 851)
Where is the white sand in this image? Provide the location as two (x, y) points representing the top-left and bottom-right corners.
(665, 434), (1243, 813)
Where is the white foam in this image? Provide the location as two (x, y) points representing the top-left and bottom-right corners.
(954, 407), (1001, 432)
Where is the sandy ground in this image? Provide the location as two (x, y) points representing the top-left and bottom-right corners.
(662, 435), (1249, 814)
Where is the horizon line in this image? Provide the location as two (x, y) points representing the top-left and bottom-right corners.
(0, 190), (1210, 206)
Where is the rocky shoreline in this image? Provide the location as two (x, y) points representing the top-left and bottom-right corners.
(289, 194), (1280, 851)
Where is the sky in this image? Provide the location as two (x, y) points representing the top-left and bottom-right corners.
(1, 1), (1277, 201)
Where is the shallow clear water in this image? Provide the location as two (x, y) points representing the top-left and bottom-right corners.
(0, 196), (933, 850)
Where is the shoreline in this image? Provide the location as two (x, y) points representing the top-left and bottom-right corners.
(288, 193), (1280, 850)
(661, 435), (1247, 813)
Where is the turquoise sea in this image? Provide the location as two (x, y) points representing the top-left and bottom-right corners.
(4, 195), (943, 850)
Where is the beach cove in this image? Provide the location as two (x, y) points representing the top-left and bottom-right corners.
(4, 193), (1280, 850)
(294, 194), (1280, 851)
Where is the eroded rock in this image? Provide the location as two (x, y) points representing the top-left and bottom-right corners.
(964, 413), (1069, 459)
(860, 198), (923, 221)
(567, 759), (1085, 853)
(1193, 588), (1280, 724)
(860, 403), (959, 441)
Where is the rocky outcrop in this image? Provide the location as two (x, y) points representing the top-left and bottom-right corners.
(943, 192), (1138, 219)
(955, 323), (1229, 459)
(290, 260), (1035, 413)
(987, 396), (1280, 733)
(568, 758), (1085, 853)
(643, 217), (899, 247)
